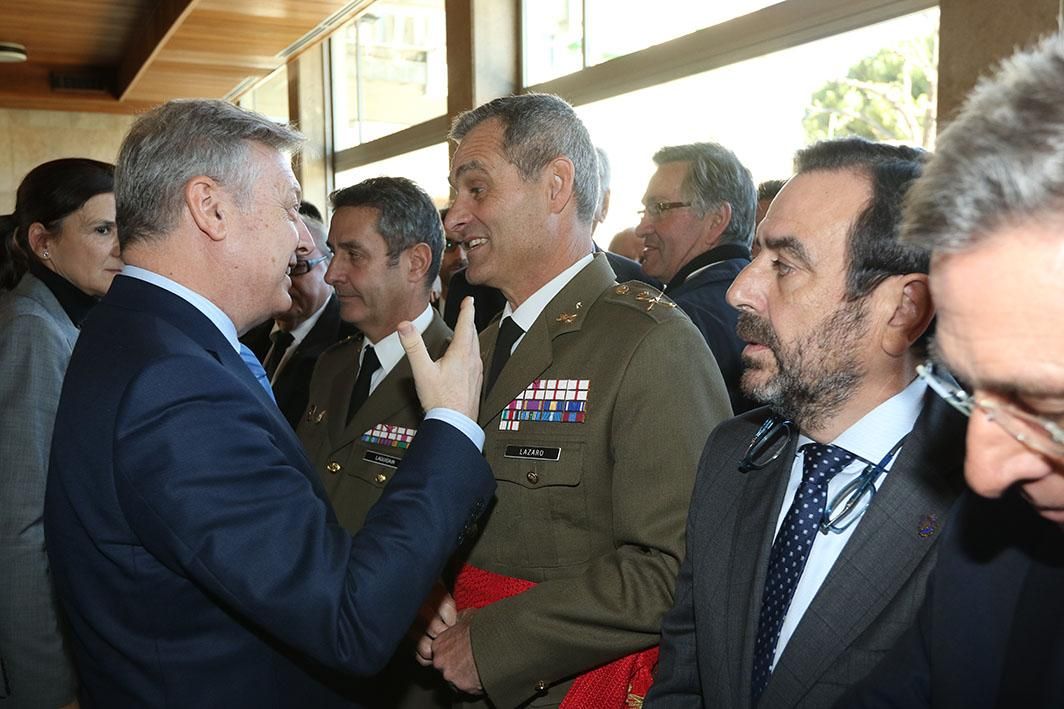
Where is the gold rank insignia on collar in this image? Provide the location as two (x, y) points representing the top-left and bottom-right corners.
(556, 300), (583, 324)
(304, 404), (326, 424)
(635, 289), (676, 312)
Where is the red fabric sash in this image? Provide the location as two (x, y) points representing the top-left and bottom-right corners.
(454, 563), (659, 708)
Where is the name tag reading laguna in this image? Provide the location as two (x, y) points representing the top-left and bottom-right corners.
(504, 446), (562, 461)
(364, 451), (400, 469)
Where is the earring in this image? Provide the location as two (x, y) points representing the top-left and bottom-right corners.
(42, 250), (50, 259)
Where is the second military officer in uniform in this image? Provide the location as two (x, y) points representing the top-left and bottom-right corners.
(299, 176), (454, 707)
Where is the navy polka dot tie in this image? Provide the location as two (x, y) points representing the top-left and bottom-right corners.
(750, 442), (856, 704)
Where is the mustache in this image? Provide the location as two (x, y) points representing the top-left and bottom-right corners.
(736, 312), (780, 351)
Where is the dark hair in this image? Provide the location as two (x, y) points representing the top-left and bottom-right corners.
(329, 176), (443, 288)
(652, 142), (757, 248)
(298, 200), (323, 222)
(757, 179), (786, 203)
(1, 158), (115, 290)
(450, 93), (599, 223)
(794, 138), (928, 300)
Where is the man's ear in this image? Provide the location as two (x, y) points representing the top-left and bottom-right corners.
(701, 202), (732, 248)
(185, 176), (227, 242)
(881, 273), (934, 356)
(547, 156), (576, 215)
(405, 242), (433, 284)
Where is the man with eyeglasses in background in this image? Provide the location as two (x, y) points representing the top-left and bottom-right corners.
(841, 36), (1064, 709)
(636, 143), (757, 413)
(297, 176), (454, 707)
(242, 202), (357, 428)
(647, 138), (967, 708)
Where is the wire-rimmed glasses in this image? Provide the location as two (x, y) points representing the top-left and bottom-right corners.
(917, 361), (1064, 460)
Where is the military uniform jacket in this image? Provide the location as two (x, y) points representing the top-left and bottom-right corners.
(463, 254), (734, 708)
(299, 309), (453, 533)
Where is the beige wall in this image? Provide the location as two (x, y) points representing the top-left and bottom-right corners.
(938, 0), (1060, 125)
(0, 108), (135, 213)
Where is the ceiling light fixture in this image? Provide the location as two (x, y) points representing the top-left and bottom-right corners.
(0, 42), (27, 63)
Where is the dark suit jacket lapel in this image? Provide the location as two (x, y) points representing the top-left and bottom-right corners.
(478, 254), (615, 427)
(768, 392), (966, 704)
(109, 275), (288, 426)
(730, 431), (798, 704)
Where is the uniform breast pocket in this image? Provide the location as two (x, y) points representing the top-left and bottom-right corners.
(488, 439), (589, 568)
(321, 443), (405, 532)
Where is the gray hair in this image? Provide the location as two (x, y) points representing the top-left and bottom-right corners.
(115, 99), (304, 248)
(329, 176), (443, 288)
(450, 93), (599, 223)
(903, 34), (1064, 253)
(652, 142), (757, 248)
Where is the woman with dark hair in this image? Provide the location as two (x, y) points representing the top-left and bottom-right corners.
(0, 157), (120, 709)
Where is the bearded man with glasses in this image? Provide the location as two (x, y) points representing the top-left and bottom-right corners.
(842, 35), (1064, 709)
(242, 205), (357, 428)
(647, 138), (968, 709)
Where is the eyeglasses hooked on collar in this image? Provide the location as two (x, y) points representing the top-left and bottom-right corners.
(738, 416), (907, 534)
(917, 360), (1064, 460)
(289, 254), (330, 277)
(637, 201), (692, 219)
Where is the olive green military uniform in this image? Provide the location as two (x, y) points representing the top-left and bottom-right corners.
(461, 254), (733, 708)
(299, 309), (452, 708)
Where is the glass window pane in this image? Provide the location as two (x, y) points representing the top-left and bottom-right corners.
(239, 66), (289, 123)
(577, 7), (938, 247)
(586, 0), (779, 66)
(334, 142), (451, 207)
(523, 0), (584, 86)
(331, 1), (448, 151)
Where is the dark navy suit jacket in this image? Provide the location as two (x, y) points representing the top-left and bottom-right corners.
(839, 490), (1064, 708)
(664, 244), (753, 414)
(44, 276), (495, 708)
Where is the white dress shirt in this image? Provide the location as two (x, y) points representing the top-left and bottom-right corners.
(361, 304), (435, 395)
(770, 375), (928, 668)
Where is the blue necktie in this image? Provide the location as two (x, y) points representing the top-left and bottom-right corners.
(239, 344), (276, 402)
(750, 442), (855, 704)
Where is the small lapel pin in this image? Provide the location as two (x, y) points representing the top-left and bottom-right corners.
(917, 513), (937, 538)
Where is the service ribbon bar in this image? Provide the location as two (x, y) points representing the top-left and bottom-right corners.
(500, 378), (590, 431)
(361, 423), (417, 449)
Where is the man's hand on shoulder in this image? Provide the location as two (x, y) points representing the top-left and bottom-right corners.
(400, 296), (482, 419)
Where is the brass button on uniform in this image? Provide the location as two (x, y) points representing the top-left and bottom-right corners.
(534, 680), (547, 692)
(325, 461), (341, 474)
(526, 471), (539, 484)
(374, 472), (387, 484)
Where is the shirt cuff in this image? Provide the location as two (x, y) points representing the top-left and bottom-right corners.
(425, 408), (485, 453)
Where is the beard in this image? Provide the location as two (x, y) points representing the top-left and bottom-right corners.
(736, 299), (870, 432)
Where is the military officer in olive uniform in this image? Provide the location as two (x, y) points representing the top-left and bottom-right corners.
(298, 176), (453, 707)
(417, 94), (733, 709)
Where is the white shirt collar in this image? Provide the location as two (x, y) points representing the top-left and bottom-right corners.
(121, 265), (240, 352)
(502, 253), (594, 335)
(361, 304), (435, 389)
(798, 375), (929, 466)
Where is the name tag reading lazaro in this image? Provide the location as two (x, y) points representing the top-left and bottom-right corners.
(504, 445), (562, 462)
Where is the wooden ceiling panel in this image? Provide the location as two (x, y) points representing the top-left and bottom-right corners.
(0, 0), (358, 114)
